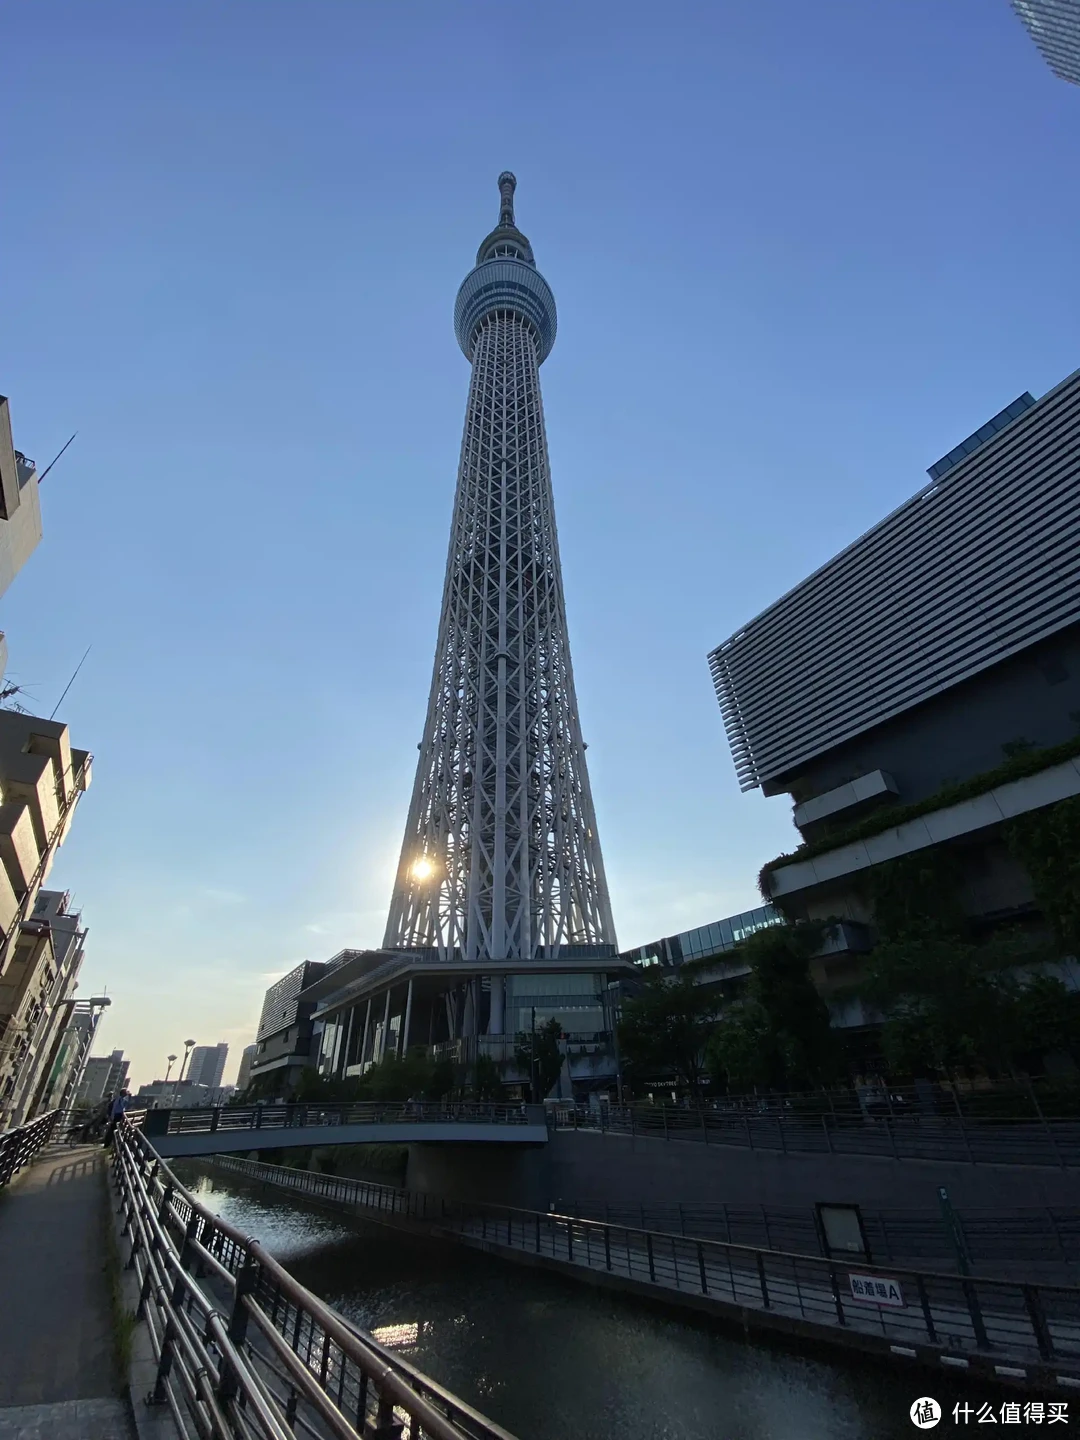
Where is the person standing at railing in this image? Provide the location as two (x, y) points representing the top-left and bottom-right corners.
(103, 1089), (131, 1147)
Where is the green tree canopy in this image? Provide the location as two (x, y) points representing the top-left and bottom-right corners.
(472, 1053), (502, 1100)
(617, 976), (715, 1096)
(514, 1018), (564, 1101)
(704, 923), (837, 1091)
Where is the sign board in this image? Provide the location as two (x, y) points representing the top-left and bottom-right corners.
(848, 1273), (905, 1308)
(817, 1203), (870, 1260)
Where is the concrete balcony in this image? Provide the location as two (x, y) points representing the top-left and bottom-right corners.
(0, 802), (40, 897)
(768, 756), (1080, 903)
(1, 752), (61, 851)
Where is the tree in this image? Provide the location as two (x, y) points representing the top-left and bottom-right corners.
(1014, 975), (1080, 1067)
(705, 924), (837, 1091)
(359, 1050), (436, 1101)
(617, 976), (714, 1097)
(859, 853), (1060, 1078)
(472, 1053), (502, 1100)
(426, 1056), (457, 1100)
(514, 1018), (564, 1101)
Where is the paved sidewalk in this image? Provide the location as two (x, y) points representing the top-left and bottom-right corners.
(0, 1144), (135, 1437)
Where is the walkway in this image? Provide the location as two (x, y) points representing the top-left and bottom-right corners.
(0, 1144), (133, 1439)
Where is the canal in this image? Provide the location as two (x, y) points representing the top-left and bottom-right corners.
(179, 1162), (969, 1440)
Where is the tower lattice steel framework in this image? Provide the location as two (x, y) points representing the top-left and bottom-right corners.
(384, 173), (616, 962)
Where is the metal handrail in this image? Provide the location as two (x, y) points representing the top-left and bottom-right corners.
(552, 1102), (1080, 1169)
(113, 1120), (517, 1440)
(139, 1100), (538, 1139)
(0, 1108), (58, 1185)
(213, 1153), (1080, 1388)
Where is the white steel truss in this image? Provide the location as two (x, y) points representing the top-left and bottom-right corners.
(384, 176), (616, 962)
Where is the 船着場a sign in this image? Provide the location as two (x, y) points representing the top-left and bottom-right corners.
(848, 1273), (905, 1308)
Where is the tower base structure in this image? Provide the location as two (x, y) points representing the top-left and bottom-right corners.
(298, 947), (637, 1102)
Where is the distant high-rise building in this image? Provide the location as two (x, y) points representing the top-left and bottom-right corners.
(235, 1042), (256, 1093)
(188, 1042), (228, 1090)
(77, 1049), (129, 1106)
(1011, 0), (1080, 85)
(249, 960), (341, 1096)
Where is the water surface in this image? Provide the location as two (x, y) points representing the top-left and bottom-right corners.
(180, 1164), (972, 1440)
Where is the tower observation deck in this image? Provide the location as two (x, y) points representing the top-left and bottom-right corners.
(384, 174), (616, 963)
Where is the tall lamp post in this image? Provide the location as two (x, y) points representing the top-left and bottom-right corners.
(179, 1039), (196, 1082)
(164, 1054), (177, 1083)
(607, 981), (624, 1106)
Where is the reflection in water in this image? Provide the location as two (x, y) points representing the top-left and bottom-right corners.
(181, 1166), (963, 1440)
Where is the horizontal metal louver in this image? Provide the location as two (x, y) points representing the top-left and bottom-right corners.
(709, 368), (1080, 790)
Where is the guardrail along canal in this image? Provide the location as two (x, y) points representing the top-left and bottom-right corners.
(178, 1162), (973, 1440)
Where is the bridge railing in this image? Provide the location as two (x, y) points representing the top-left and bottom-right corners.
(550, 1102), (1080, 1169)
(212, 1153), (1080, 1386)
(0, 1108), (59, 1185)
(113, 1120), (518, 1440)
(139, 1100), (539, 1139)
(565, 1197), (1080, 1275)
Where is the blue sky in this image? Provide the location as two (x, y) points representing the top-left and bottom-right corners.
(1, 0), (1077, 1087)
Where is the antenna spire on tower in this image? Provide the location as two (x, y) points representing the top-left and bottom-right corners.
(497, 171), (516, 228)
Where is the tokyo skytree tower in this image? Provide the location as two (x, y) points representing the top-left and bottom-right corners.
(384, 173), (616, 963)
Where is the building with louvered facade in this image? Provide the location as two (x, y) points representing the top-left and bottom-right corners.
(709, 367), (1080, 1030)
(1011, 0), (1080, 86)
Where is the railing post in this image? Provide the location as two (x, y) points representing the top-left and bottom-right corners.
(1023, 1284), (1054, 1361)
(371, 1394), (405, 1440)
(646, 1232), (655, 1283)
(172, 1213), (200, 1308)
(697, 1242), (708, 1294)
(756, 1251), (770, 1308)
(963, 1278), (990, 1350)
(828, 1265), (846, 1325)
(218, 1257), (259, 1401)
(822, 1115), (834, 1153)
(604, 1226), (612, 1272)
(915, 1273), (937, 1344)
(701, 1108), (709, 1144)
(148, 1315), (177, 1407)
(662, 1107), (668, 1140)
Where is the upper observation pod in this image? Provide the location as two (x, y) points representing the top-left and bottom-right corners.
(454, 172), (558, 364)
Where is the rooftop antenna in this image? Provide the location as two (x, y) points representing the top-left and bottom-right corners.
(0, 680), (31, 714)
(36, 432), (77, 485)
(50, 644), (92, 720)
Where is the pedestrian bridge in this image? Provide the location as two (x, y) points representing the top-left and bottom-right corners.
(135, 1100), (549, 1158)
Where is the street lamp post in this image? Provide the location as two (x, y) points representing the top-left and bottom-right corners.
(607, 981), (624, 1106)
(178, 1039), (196, 1088)
(164, 1054), (177, 1083)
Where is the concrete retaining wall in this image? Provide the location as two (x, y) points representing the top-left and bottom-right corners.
(545, 1131), (1080, 1211)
